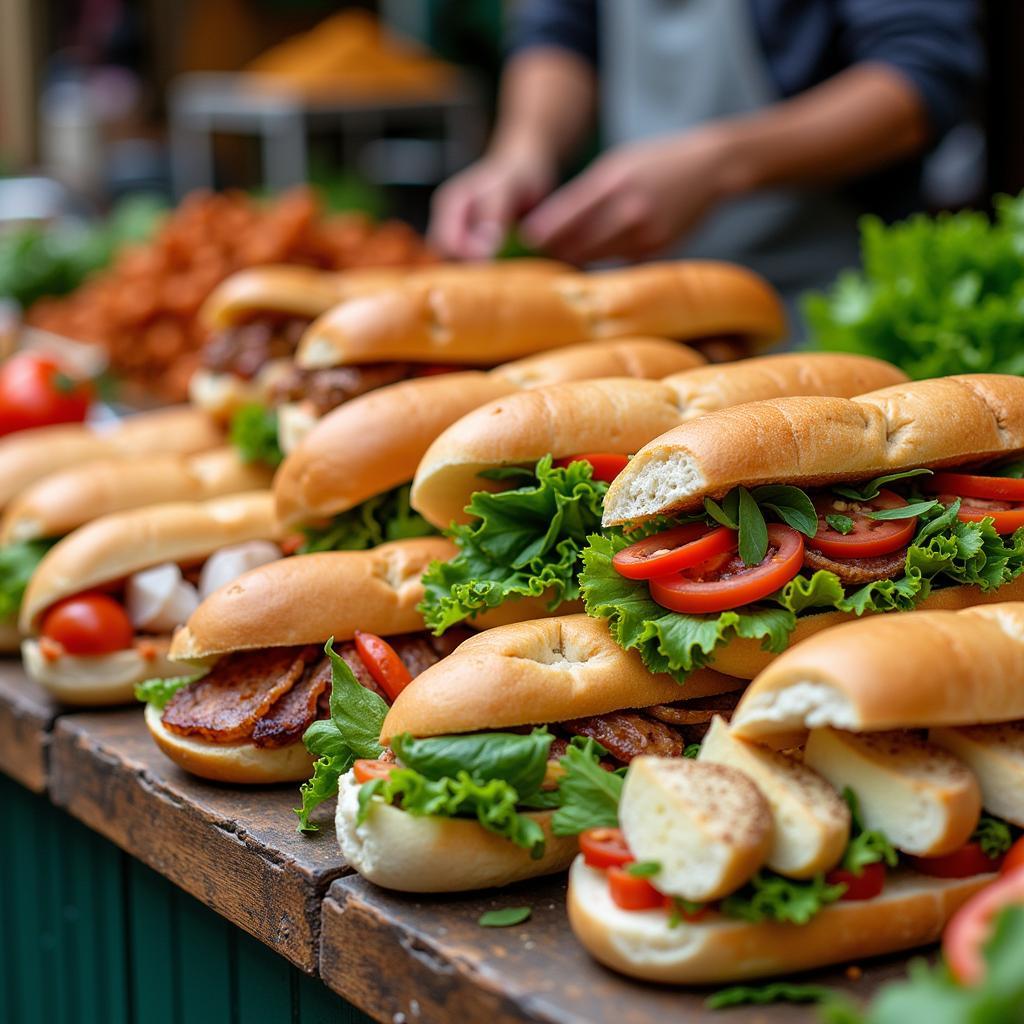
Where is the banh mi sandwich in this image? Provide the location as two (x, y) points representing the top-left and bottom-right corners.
(587, 374), (1024, 682)
(272, 338), (707, 553)
(141, 537), (461, 785)
(566, 603), (1024, 984)
(327, 614), (744, 892)
(295, 260), (786, 371)
(195, 261), (571, 464)
(0, 448), (272, 653)
(0, 405), (222, 511)
(409, 352), (907, 635)
(18, 492), (281, 704)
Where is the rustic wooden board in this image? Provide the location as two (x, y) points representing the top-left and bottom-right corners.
(0, 658), (60, 792)
(321, 874), (916, 1024)
(48, 707), (347, 973)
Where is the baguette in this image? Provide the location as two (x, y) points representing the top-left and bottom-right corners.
(567, 858), (989, 984)
(296, 261), (786, 369)
(603, 374), (1024, 524)
(412, 353), (909, 529)
(0, 447), (273, 544)
(20, 491), (278, 632)
(0, 406), (223, 510)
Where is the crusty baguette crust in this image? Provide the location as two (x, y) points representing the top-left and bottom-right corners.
(145, 703), (314, 783)
(491, 337), (706, 388)
(170, 537), (456, 661)
(380, 614), (743, 744)
(20, 492), (278, 632)
(1, 447), (273, 544)
(603, 374), (1024, 524)
(705, 574), (1024, 681)
(335, 770), (577, 891)
(0, 406), (223, 509)
(296, 261), (785, 369)
(274, 372), (518, 526)
(567, 858), (989, 984)
(731, 599), (1024, 742)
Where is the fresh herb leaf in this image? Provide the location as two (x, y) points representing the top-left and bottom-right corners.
(826, 513), (855, 535)
(840, 786), (898, 874)
(300, 484), (436, 553)
(973, 816), (1013, 860)
(832, 468), (934, 502)
(863, 499), (940, 521)
(134, 674), (201, 710)
(704, 496), (738, 530)
(721, 870), (847, 925)
(479, 906), (532, 927)
(665, 896), (706, 927)
(706, 982), (840, 1009)
(988, 459), (1024, 480)
(551, 737), (625, 835)
(751, 484), (819, 538)
(296, 755), (352, 833)
(737, 486), (769, 565)
(478, 465), (537, 482)
(230, 404), (283, 467)
(683, 743), (701, 759)
(0, 539), (54, 622)
(625, 861), (661, 877)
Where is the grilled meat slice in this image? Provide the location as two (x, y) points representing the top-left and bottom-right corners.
(252, 656), (332, 748)
(562, 712), (684, 764)
(202, 317), (309, 379)
(803, 546), (908, 585)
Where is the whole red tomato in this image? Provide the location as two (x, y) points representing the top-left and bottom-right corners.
(0, 353), (93, 437)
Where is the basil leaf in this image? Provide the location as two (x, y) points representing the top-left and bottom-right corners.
(987, 459), (1024, 480)
(625, 861), (661, 877)
(832, 468), (934, 502)
(751, 484), (818, 538)
(826, 513), (855, 535)
(703, 496), (738, 530)
(551, 736), (625, 835)
(683, 742), (701, 759)
(479, 907), (531, 927)
(737, 486), (768, 565)
(863, 499), (940, 521)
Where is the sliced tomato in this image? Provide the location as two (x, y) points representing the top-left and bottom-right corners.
(612, 524), (736, 580)
(945, 497), (1024, 535)
(40, 593), (134, 655)
(1002, 837), (1024, 876)
(607, 866), (664, 910)
(810, 489), (916, 558)
(926, 473), (1024, 502)
(353, 631), (412, 702)
(0, 352), (92, 437)
(353, 759), (396, 784)
(825, 861), (887, 901)
(909, 842), (1004, 879)
(553, 452), (629, 483)
(580, 827), (633, 869)
(943, 867), (1024, 984)
(649, 524), (804, 614)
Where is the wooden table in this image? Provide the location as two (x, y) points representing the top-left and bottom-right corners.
(0, 657), (60, 791)
(320, 875), (912, 1024)
(48, 706), (348, 972)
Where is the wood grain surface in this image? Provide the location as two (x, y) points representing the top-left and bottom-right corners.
(321, 874), (917, 1024)
(0, 658), (60, 791)
(48, 707), (347, 972)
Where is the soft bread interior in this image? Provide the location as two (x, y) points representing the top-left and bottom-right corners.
(932, 723), (1024, 827)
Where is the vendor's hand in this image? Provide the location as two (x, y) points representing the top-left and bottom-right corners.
(520, 130), (734, 264)
(430, 148), (557, 260)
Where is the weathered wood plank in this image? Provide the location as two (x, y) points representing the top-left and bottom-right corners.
(321, 874), (915, 1024)
(0, 659), (59, 791)
(49, 708), (346, 972)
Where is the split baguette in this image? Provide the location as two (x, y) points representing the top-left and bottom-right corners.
(412, 353), (908, 528)
(20, 491), (278, 632)
(296, 261), (785, 369)
(603, 374), (1024, 524)
(567, 858), (989, 985)
(0, 406), (223, 510)
(1, 447), (273, 544)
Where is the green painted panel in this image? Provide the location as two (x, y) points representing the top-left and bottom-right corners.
(176, 888), (236, 1023)
(127, 857), (179, 1024)
(237, 929), (293, 1023)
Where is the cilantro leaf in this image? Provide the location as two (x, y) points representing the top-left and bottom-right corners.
(230, 404), (283, 467)
(300, 484), (436, 553)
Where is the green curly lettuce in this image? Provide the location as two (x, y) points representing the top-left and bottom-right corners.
(299, 484), (437, 553)
(0, 539), (53, 624)
(229, 403), (283, 467)
(419, 455), (608, 633)
(720, 870), (847, 925)
(134, 674), (202, 710)
(551, 737), (626, 835)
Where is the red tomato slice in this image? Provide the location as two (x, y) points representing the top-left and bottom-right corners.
(0, 353), (92, 437)
(1002, 837), (1024, 876)
(40, 593), (134, 655)
(612, 525), (736, 580)
(943, 866), (1024, 984)
(553, 453), (629, 483)
(663, 895), (711, 922)
(353, 631), (412, 703)
(951, 499), (1024, 534)
(909, 842), (1004, 879)
(607, 866), (664, 910)
(353, 759), (396, 784)
(926, 472), (1024, 502)
(580, 827), (633, 869)
(825, 861), (887, 901)
(809, 489), (916, 558)
(649, 524), (804, 614)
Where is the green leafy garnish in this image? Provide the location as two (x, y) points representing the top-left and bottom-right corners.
(973, 816), (1013, 860)
(683, 743), (701, 759)
(0, 539), (53, 623)
(551, 737), (625, 835)
(419, 456), (608, 633)
(720, 870), (846, 925)
(841, 788), (898, 874)
(826, 514), (855, 535)
(230, 404), (283, 467)
(737, 487), (768, 565)
(478, 906), (532, 927)
(706, 982), (842, 1010)
(832, 469), (934, 502)
(863, 499), (939, 521)
(625, 861), (661, 877)
(300, 484), (437, 553)
(295, 638), (388, 832)
(134, 674), (201, 710)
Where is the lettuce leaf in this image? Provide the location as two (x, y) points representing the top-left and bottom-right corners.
(134, 674), (201, 710)
(295, 638), (388, 832)
(551, 737), (626, 835)
(0, 539), (53, 624)
(230, 404), (283, 467)
(720, 870), (846, 925)
(419, 455), (608, 633)
(300, 484), (437, 553)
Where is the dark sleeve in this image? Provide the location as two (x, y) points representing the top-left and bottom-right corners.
(507, 0), (599, 66)
(836, 0), (984, 137)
